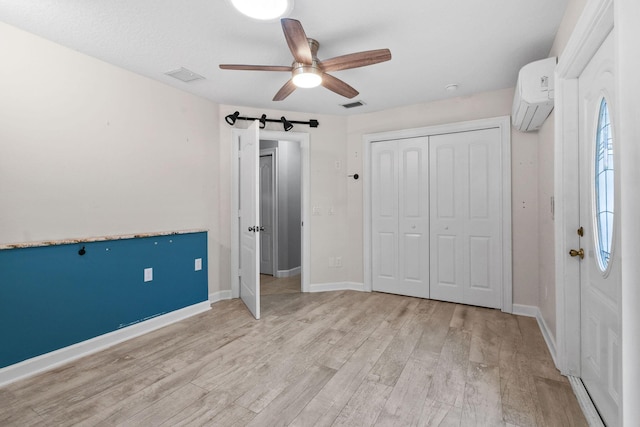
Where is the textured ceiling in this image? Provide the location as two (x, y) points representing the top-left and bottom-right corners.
(0, 0), (567, 115)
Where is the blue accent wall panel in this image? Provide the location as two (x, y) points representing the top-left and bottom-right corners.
(0, 232), (208, 369)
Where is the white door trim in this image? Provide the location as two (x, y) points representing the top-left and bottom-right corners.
(260, 148), (278, 276)
(232, 130), (310, 296)
(363, 116), (512, 312)
(554, 0), (613, 376)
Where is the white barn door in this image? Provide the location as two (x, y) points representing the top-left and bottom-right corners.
(429, 128), (502, 309)
(239, 121), (260, 319)
(371, 137), (430, 299)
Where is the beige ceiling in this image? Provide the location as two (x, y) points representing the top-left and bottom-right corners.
(0, 0), (567, 115)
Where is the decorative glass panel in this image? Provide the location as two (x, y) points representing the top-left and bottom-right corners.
(594, 98), (614, 271)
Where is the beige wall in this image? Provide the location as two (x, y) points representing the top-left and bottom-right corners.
(347, 88), (540, 306)
(537, 0), (588, 340)
(0, 23), (221, 294)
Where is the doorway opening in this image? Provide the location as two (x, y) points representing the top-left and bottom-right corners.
(230, 128), (310, 314)
(259, 140), (302, 296)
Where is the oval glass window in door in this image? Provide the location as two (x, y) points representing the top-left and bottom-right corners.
(594, 97), (614, 271)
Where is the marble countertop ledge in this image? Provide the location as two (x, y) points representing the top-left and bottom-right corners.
(0, 229), (208, 250)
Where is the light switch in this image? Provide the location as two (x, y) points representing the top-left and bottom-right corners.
(312, 206), (321, 216)
(195, 258), (202, 271)
(144, 268), (153, 282)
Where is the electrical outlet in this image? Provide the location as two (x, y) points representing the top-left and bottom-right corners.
(335, 257), (342, 267)
(144, 268), (153, 282)
(195, 258), (202, 271)
(313, 206), (321, 216)
(335, 160), (342, 170)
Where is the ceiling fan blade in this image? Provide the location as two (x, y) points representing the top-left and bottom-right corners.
(273, 79), (297, 101)
(281, 18), (313, 64)
(320, 49), (392, 72)
(321, 73), (359, 99)
(219, 64), (292, 72)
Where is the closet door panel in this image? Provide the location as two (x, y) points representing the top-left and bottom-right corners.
(430, 141), (466, 303)
(398, 138), (429, 298)
(371, 143), (399, 293)
(429, 129), (502, 308)
(466, 130), (502, 308)
(372, 138), (429, 299)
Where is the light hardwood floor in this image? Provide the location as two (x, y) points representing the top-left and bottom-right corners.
(260, 274), (301, 296)
(1, 284), (587, 426)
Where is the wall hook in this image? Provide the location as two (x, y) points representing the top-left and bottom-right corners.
(78, 246), (86, 256)
(348, 173), (359, 180)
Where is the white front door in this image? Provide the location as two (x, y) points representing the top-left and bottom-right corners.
(371, 137), (430, 299)
(429, 128), (502, 309)
(239, 121), (260, 319)
(259, 151), (276, 276)
(577, 31), (620, 426)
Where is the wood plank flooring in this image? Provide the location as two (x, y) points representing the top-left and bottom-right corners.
(260, 274), (301, 296)
(0, 281), (587, 426)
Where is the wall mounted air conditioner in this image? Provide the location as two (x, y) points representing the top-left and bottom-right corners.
(512, 57), (557, 132)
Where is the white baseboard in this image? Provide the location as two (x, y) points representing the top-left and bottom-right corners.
(536, 308), (558, 366)
(209, 290), (232, 304)
(512, 304), (558, 366)
(275, 266), (301, 278)
(0, 301), (211, 388)
(308, 282), (366, 293)
(567, 376), (605, 427)
(513, 304), (558, 367)
(512, 303), (538, 318)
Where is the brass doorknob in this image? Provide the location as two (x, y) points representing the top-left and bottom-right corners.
(569, 248), (584, 259)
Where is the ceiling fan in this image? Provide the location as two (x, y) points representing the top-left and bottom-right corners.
(219, 18), (392, 101)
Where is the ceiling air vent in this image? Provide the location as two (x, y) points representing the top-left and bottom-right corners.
(165, 67), (205, 83)
(340, 100), (365, 109)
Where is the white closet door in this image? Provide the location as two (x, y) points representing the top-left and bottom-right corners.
(372, 137), (429, 298)
(429, 128), (502, 308)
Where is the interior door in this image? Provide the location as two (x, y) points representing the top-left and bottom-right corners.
(429, 128), (502, 309)
(259, 152), (275, 276)
(239, 121), (260, 319)
(577, 31), (620, 426)
(371, 137), (429, 299)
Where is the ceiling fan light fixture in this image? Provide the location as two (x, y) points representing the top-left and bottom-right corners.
(292, 65), (322, 88)
(229, 0), (293, 21)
